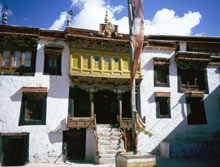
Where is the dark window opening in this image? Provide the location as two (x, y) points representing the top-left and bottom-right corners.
(19, 93), (47, 125)
(178, 67), (207, 92)
(63, 129), (86, 161)
(187, 98), (207, 125)
(156, 97), (171, 118)
(122, 91), (131, 118)
(69, 88), (90, 117)
(44, 53), (61, 75)
(154, 65), (169, 87)
(2, 134), (29, 166)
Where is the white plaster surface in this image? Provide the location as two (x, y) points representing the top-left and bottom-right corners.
(0, 40), (70, 163)
(138, 49), (220, 154)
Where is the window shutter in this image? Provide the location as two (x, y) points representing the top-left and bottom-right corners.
(19, 98), (27, 125)
(68, 98), (74, 117)
(41, 96), (47, 125)
(0, 134), (2, 164)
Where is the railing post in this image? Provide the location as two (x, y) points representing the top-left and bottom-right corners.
(89, 88), (95, 118)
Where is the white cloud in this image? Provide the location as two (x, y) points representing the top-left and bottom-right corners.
(49, 12), (68, 30)
(71, 0), (126, 32)
(70, 1), (202, 36)
(144, 9), (202, 35)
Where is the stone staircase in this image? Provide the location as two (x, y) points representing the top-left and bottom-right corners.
(95, 124), (125, 164)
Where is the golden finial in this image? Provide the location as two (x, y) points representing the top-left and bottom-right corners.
(104, 10), (108, 23)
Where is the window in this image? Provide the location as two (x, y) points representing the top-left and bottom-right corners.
(94, 56), (100, 70)
(104, 57), (110, 70)
(114, 57), (119, 70)
(178, 67), (208, 92)
(0, 49), (34, 74)
(153, 58), (170, 87)
(19, 87), (47, 125)
(69, 87), (90, 117)
(44, 45), (63, 75)
(186, 95), (207, 125)
(155, 92), (171, 118)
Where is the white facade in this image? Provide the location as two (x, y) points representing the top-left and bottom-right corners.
(0, 40), (70, 162)
(138, 47), (220, 154)
(1, 31), (220, 164)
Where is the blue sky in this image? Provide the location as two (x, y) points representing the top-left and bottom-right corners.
(0, 0), (219, 36)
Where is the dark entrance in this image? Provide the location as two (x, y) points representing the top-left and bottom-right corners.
(2, 134), (29, 166)
(94, 90), (118, 124)
(63, 129), (86, 161)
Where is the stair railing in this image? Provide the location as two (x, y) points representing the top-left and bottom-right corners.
(119, 129), (127, 151)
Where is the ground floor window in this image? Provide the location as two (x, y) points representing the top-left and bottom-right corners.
(186, 97), (207, 125)
(1, 133), (29, 166)
(19, 88), (47, 125)
(63, 129), (86, 161)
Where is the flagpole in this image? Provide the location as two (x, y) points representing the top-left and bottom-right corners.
(128, 0), (137, 154)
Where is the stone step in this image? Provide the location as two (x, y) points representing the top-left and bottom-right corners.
(98, 157), (115, 164)
(98, 149), (125, 155)
(98, 139), (123, 145)
(98, 135), (122, 141)
(98, 153), (116, 159)
(98, 144), (124, 150)
(97, 132), (121, 137)
(96, 124), (118, 128)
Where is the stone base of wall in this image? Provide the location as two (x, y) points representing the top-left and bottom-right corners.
(160, 140), (220, 158)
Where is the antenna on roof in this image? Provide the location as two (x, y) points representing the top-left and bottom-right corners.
(2, 4), (8, 24)
(67, 9), (73, 27)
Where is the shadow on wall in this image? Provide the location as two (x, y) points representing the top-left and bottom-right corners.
(10, 89), (22, 101)
(48, 118), (67, 144)
(149, 85), (220, 156)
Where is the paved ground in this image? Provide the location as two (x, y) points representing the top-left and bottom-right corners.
(22, 156), (220, 167)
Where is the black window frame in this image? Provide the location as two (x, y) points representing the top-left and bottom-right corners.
(19, 92), (47, 126)
(154, 65), (170, 87)
(44, 52), (62, 75)
(177, 67), (209, 93)
(186, 97), (207, 125)
(156, 97), (171, 118)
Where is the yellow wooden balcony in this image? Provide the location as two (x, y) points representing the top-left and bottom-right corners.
(69, 48), (141, 79)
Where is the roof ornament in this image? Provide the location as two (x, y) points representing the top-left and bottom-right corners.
(104, 10), (108, 23)
(2, 4), (8, 24)
(67, 10), (73, 27)
(97, 10), (122, 39)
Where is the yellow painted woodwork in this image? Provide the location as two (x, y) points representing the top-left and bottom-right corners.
(70, 48), (141, 79)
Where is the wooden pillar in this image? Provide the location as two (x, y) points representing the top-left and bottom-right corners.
(117, 89), (122, 122)
(89, 88), (95, 118)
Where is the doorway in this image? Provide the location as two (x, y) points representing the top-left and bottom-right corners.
(94, 90), (118, 124)
(63, 129), (86, 161)
(2, 134), (29, 166)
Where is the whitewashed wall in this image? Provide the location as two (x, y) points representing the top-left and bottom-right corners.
(138, 48), (220, 154)
(0, 40), (70, 163)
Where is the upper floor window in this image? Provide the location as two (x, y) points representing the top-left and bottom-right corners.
(178, 67), (208, 93)
(0, 49), (34, 74)
(153, 57), (170, 87)
(44, 45), (63, 75)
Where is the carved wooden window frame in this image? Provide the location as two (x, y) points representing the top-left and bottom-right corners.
(19, 88), (47, 125)
(177, 66), (208, 93)
(0, 46), (35, 74)
(44, 45), (63, 75)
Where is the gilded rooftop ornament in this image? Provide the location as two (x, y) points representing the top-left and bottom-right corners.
(104, 10), (108, 23)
